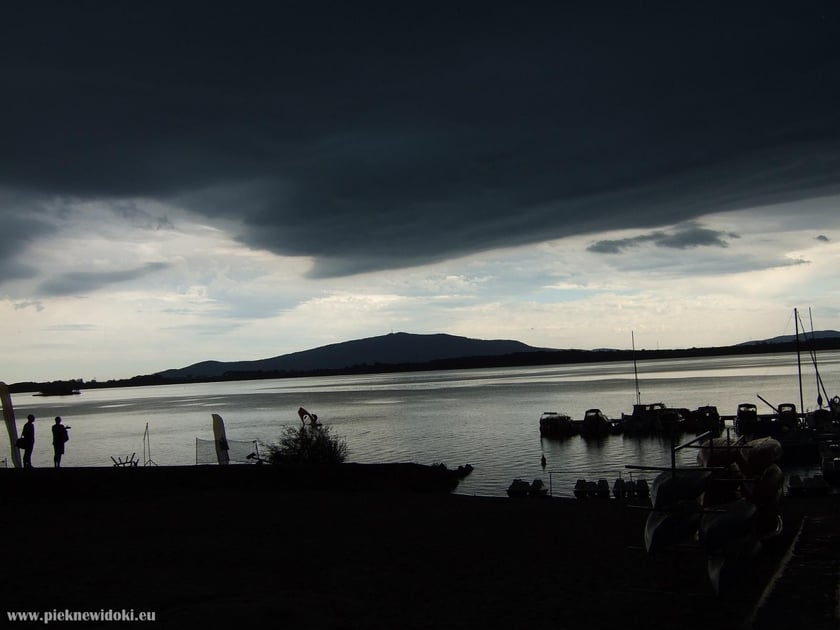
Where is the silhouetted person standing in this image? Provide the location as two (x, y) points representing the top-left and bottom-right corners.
(52, 416), (69, 467)
(21, 414), (35, 468)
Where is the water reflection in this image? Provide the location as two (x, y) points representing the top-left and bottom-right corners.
(5, 350), (836, 495)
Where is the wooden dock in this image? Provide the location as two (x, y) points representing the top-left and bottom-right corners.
(751, 498), (840, 629)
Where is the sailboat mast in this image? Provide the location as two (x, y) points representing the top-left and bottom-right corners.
(795, 307), (804, 415)
(808, 307), (826, 407)
(632, 331), (640, 406)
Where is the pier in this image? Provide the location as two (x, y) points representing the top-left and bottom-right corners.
(751, 498), (840, 629)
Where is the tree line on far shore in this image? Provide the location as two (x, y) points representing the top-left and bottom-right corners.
(10, 337), (840, 395)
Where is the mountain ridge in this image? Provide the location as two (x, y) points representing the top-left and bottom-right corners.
(736, 330), (840, 346)
(11, 330), (840, 392)
(157, 332), (551, 380)
(157, 329), (840, 381)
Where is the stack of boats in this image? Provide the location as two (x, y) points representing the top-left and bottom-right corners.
(642, 433), (785, 597)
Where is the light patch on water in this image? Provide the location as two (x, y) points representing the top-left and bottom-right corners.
(356, 399), (405, 405)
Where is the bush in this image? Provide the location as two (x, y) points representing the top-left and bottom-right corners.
(265, 423), (347, 466)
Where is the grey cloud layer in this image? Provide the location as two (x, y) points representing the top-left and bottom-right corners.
(37, 263), (170, 297)
(588, 223), (739, 254)
(2, 2), (839, 279)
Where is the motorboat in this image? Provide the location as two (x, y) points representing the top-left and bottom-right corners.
(735, 403), (759, 437)
(539, 411), (575, 438)
(621, 402), (663, 434)
(693, 405), (723, 436)
(580, 408), (611, 436)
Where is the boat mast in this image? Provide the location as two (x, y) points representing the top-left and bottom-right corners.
(632, 331), (641, 406)
(807, 307), (827, 408)
(795, 307), (804, 415)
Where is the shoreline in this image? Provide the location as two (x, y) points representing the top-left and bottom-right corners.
(10, 338), (840, 393)
(0, 462), (470, 498)
(2, 463), (835, 628)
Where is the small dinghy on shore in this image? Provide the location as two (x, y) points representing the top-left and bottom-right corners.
(738, 436), (783, 476)
(698, 498), (757, 555)
(507, 478), (547, 498)
(695, 435), (746, 469)
(650, 468), (713, 510)
(644, 499), (703, 554)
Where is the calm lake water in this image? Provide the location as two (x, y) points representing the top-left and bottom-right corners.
(5, 350), (838, 497)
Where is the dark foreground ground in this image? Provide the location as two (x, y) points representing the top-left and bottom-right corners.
(1, 465), (836, 629)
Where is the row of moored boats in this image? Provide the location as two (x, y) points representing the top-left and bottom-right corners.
(539, 402), (727, 439)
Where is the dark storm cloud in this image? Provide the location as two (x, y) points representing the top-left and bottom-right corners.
(2, 2), (839, 277)
(37, 262), (170, 297)
(0, 195), (55, 282)
(587, 223), (738, 254)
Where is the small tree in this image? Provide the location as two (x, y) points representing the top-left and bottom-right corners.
(265, 417), (347, 466)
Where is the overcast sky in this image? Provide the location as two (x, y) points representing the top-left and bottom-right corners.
(2, 2), (840, 383)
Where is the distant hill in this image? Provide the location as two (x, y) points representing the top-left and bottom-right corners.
(158, 329), (840, 380)
(737, 330), (840, 346)
(157, 332), (552, 380)
(11, 329), (840, 393)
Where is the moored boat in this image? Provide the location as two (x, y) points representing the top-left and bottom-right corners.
(693, 405), (723, 436)
(35, 383), (81, 396)
(620, 402), (663, 434)
(736, 401), (819, 464)
(807, 406), (836, 433)
(776, 402), (800, 434)
(621, 402), (688, 435)
(656, 407), (686, 434)
(580, 408), (611, 437)
(539, 411), (575, 438)
(735, 403), (759, 437)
